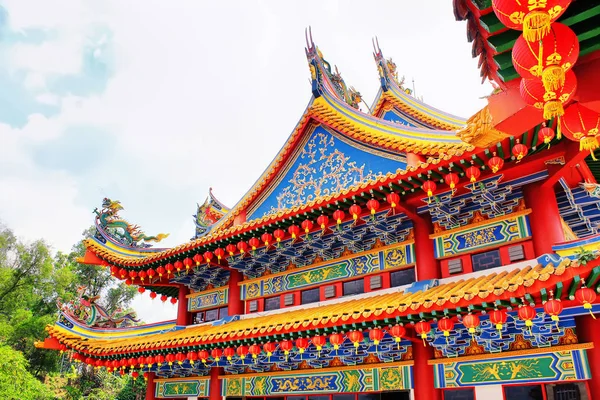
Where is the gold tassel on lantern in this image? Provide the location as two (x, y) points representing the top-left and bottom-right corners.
(544, 100), (564, 120)
(523, 11), (551, 42)
(580, 136), (600, 161)
(542, 66), (566, 92)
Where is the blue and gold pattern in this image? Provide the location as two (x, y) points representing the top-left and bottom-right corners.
(433, 348), (591, 388)
(432, 212), (531, 258)
(188, 287), (228, 312)
(248, 126), (407, 219)
(240, 242), (414, 300)
(155, 377), (209, 398)
(221, 364), (412, 396)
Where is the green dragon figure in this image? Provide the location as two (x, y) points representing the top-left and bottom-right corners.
(94, 198), (168, 248)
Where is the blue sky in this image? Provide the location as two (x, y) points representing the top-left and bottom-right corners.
(0, 0), (491, 321)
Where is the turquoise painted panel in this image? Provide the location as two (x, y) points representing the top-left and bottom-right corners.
(155, 378), (209, 398)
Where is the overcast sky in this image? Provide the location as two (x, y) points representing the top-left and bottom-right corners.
(0, 1), (492, 322)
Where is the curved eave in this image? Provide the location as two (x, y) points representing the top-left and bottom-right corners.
(42, 257), (591, 355)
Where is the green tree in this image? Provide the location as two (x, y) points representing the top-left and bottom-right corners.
(0, 344), (52, 400)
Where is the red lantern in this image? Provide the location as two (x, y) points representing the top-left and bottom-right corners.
(147, 268), (155, 279)
(389, 325), (406, 343)
(198, 350), (209, 363)
(249, 344), (262, 359)
(165, 263), (174, 274)
(175, 352), (185, 365)
(349, 204), (362, 221)
(210, 348), (222, 361)
(225, 243), (237, 256)
(160, 295), (167, 303)
(279, 340), (294, 355)
(138, 270), (147, 282)
(214, 248), (225, 262)
(489, 309), (508, 337)
(438, 318), (455, 338)
(520, 69), (577, 120)
(301, 219), (314, 234)
(166, 353), (176, 366)
(544, 298), (563, 326)
(422, 180), (436, 201)
(312, 335), (327, 351)
(263, 342), (278, 356)
(296, 337), (309, 354)
(172, 261), (182, 273)
(193, 253), (203, 266)
(329, 333), (344, 350)
(187, 351), (198, 365)
(110, 265), (119, 276)
(512, 23), (579, 91)
(492, 0), (571, 42)
(488, 153), (504, 173)
(444, 173), (460, 191)
(170, 297), (177, 304)
(288, 225), (301, 240)
(137, 287), (145, 294)
(237, 241), (249, 254)
(317, 215), (329, 230)
(203, 251), (213, 264)
(333, 209), (345, 225)
(128, 270), (138, 280)
(575, 286), (597, 318)
(369, 328), (384, 345)
(261, 233), (273, 247)
(518, 305), (537, 327)
(273, 229), (286, 243)
(248, 237), (261, 251)
(119, 268), (127, 279)
(223, 347), (236, 361)
(512, 142), (528, 161)
(466, 165), (481, 184)
(125, 278), (132, 286)
(131, 371), (139, 380)
(462, 314), (480, 334)
(156, 266), (165, 278)
(414, 321), (431, 346)
(386, 192), (400, 209)
(145, 356), (154, 368)
(367, 198), (380, 215)
(149, 291), (157, 300)
(561, 103), (600, 159)
(347, 330), (364, 349)
(540, 126), (556, 145)
(155, 355), (165, 366)
(183, 257), (193, 271)
(236, 345), (249, 359)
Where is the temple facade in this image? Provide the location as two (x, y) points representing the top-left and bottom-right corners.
(38, 2), (600, 400)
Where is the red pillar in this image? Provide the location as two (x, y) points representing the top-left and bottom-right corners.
(176, 285), (190, 326)
(228, 270), (243, 316)
(575, 315), (599, 399)
(523, 181), (565, 256)
(413, 214), (439, 281)
(145, 372), (157, 400)
(413, 342), (440, 400)
(209, 367), (222, 400)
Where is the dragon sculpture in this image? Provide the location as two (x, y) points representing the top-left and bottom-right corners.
(193, 189), (230, 238)
(94, 198), (169, 248)
(58, 286), (139, 328)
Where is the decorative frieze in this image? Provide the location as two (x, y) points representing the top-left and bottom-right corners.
(188, 287), (229, 312)
(155, 377), (209, 398)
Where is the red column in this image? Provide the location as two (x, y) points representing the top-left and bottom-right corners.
(228, 270), (243, 316)
(145, 372), (157, 400)
(176, 285), (190, 326)
(413, 342), (440, 400)
(209, 367), (222, 400)
(523, 181), (565, 256)
(413, 214), (439, 281)
(575, 315), (599, 399)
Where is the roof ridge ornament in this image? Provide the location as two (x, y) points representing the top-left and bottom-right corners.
(372, 37), (408, 94)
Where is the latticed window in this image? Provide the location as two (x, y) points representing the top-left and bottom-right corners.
(264, 296), (280, 311)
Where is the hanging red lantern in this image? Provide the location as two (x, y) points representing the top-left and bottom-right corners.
(295, 337), (309, 354)
(119, 268), (127, 279)
(444, 173), (460, 191)
(347, 330), (364, 349)
(175, 352), (186, 365)
(125, 278), (133, 286)
(518, 305), (537, 328)
(389, 325), (406, 344)
(512, 23), (579, 92)
(273, 229), (286, 243)
(263, 342), (278, 356)
(414, 321), (431, 346)
(210, 348), (222, 361)
(183, 257), (193, 271)
(491, 0), (571, 42)
(225, 243), (237, 256)
(165, 263), (174, 275)
(137, 287), (145, 294)
(214, 248), (225, 262)
(422, 180), (436, 202)
(312, 335), (327, 351)
(237, 240), (249, 254)
(160, 295), (167, 303)
(131, 371), (139, 380)
(172, 261), (182, 273)
(261, 233), (273, 247)
(138, 270), (147, 282)
(155, 355), (165, 367)
(236, 345), (249, 359)
(349, 204), (362, 221)
(170, 297), (177, 305)
(540, 125), (556, 145)
(386, 192), (400, 209)
(520, 69), (577, 120)
(489, 309), (508, 338)
(367, 198), (380, 215)
(198, 350), (209, 363)
(288, 225), (301, 240)
(145, 356), (154, 368)
(301, 219), (314, 234)
(147, 268), (156, 279)
(512, 142), (529, 161)
(193, 253), (203, 266)
(110, 265), (119, 276)
(488, 153), (504, 173)
(149, 291), (157, 300)
(156, 266), (165, 278)
(369, 328), (384, 345)
(544, 298), (563, 327)
(279, 340), (294, 355)
(438, 318), (455, 338)
(462, 314), (480, 334)
(575, 286), (597, 318)
(166, 353), (176, 366)
(249, 344), (262, 359)
(466, 165), (481, 184)
(317, 215), (329, 230)
(248, 237), (261, 251)
(561, 103), (600, 159)
(187, 351), (198, 365)
(203, 251), (213, 264)
(128, 270), (138, 280)
(333, 209), (345, 225)
(329, 333), (345, 350)
(223, 347), (236, 361)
